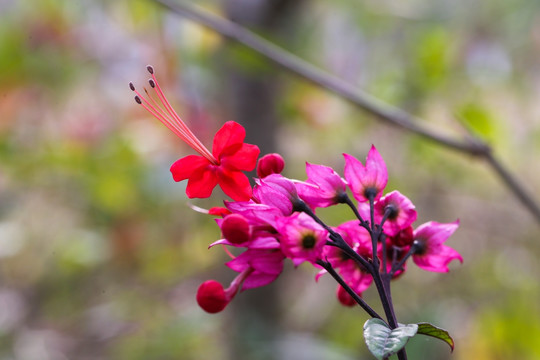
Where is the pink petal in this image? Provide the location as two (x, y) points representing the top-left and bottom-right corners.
(217, 169), (252, 201)
(212, 121), (246, 158)
(364, 145), (388, 194)
(305, 163), (346, 193)
(413, 246), (463, 272)
(343, 148), (388, 202)
(170, 155), (209, 182)
(242, 273), (281, 290)
(343, 153), (367, 201)
(414, 220), (460, 246)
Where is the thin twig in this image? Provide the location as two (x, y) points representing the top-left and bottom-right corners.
(151, 0), (540, 224)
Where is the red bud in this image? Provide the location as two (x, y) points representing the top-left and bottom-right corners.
(221, 214), (250, 244)
(336, 285), (357, 307)
(257, 153), (285, 178)
(196, 280), (229, 313)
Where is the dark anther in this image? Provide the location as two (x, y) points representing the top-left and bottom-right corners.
(134, 96), (142, 104)
(146, 65), (154, 74)
(129, 82), (135, 91)
(149, 79), (156, 88)
(302, 234), (316, 249)
(384, 203), (399, 220)
(412, 239), (425, 254)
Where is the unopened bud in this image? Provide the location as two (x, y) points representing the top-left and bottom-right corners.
(336, 285), (357, 307)
(257, 153), (285, 178)
(196, 280), (228, 313)
(221, 214), (250, 244)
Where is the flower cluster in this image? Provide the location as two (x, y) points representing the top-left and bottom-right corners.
(130, 66), (462, 314)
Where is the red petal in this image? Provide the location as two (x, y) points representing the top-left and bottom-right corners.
(221, 143), (260, 171)
(186, 166), (218, 198)
(212, 121), (246, 158)
(170, 155), (209, 182)
(217, 169), (252, 201)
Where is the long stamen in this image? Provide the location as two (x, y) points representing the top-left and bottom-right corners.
(146, 66), (217, 164)
(129, 67), (218, 165)
(141, 86), (213, 158)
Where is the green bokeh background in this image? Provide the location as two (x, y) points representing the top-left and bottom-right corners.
(1, 0), (540, 359)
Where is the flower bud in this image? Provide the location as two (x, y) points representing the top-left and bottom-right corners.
(257, 153), (285, 178)
(221, 214), (251, 244)
(336, 285), (356, 307)
(196, 280), (229, 313)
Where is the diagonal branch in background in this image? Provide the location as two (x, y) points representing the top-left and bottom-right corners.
(152, 0), (540, 224)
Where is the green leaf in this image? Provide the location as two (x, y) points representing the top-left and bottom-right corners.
(417, 323), (455, 352)
(363, 319), (418, 360)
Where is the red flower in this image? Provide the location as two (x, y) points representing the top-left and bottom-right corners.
(170, 121), (259, 201)
(130, 66), (259, 201)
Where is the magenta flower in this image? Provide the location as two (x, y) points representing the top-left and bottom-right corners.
(412, 220), (462, 273)
(131, 66), (259, 201)
(276, 212), (328, 266)
(225, 200), (285, 229)
(226, 249), (285, 289)
(364, 190), (417, 237)
(253, 174), (300, 216)
(343, 145), (388, 202)
(296, 162), (348, 208)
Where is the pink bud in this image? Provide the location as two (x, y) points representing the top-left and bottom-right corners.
(257, 153), (285, 178)
(196, 280), (229, 313)
(336, 285), (356, 307)
(221, 214), (251, 244)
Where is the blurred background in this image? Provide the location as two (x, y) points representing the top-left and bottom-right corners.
(1, 0), (540, 359)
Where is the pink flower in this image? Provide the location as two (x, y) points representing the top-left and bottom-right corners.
(226, 249), (285, 289)
(276, 212), (328, 266)
(296, 163), (348, 208)
(412, 220), (462, 273)
(253, 174), (301, 216)
(131, 66), (259, 201)
(366, 190), (417, 237)
(225, 200), (284, 228)
(343, 145), (388, 202)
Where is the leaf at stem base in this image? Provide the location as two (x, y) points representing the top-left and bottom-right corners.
(363, 318), (418, 360)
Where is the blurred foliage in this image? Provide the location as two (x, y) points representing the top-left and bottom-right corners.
(0, 0), (540, 359)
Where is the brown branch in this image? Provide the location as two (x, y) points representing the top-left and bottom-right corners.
(151, 0), (540, 224)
